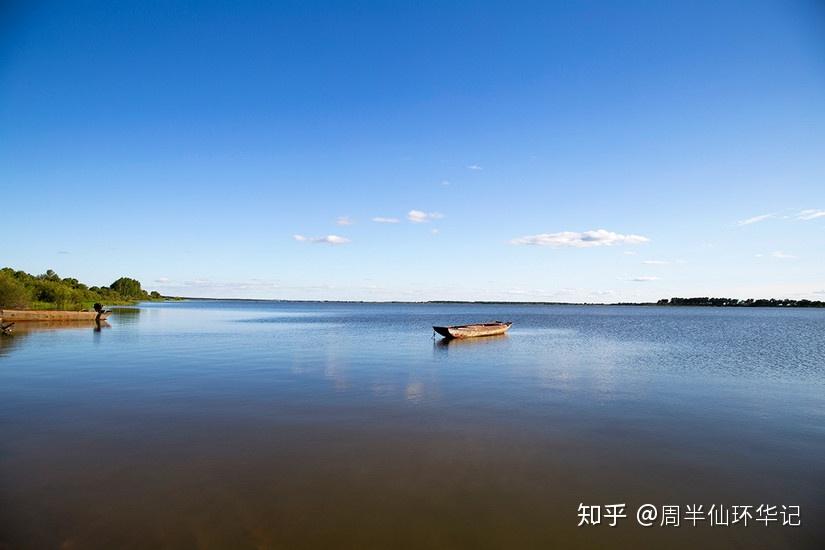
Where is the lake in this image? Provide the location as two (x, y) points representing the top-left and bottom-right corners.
(1, 301), (824, 548)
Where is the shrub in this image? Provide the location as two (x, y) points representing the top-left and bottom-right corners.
(0, 272), (33, 308)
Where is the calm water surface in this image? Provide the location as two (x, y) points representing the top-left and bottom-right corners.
(1, 301), (824, 549)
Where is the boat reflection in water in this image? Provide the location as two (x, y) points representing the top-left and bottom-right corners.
(0, 329), (28, 357)
(11, 319), (111, 331)
(0, 320), (111, 357)
(433, 333), (510, 356)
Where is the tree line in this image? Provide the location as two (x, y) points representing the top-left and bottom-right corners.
(0, 267), (162, 310)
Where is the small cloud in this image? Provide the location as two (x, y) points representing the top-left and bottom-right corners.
(505, 288), (532, 296)
(630, 276), (660, 282)
(155, 277), (171, 283)
(737, 213), (775, 226)
(466, 164), (483, 171)
(642, 260), (669, 265)
(57, 250), (70, 255)
(320, 235), (350, 245)
(441, 180), (451, 186)
(511, 229), (650, 248)
(797, 209), (825, 221)
(589, 290), (615, 296)
(623, 250), (637, 256)
(336, 216), (353, 226)
(371, 217), (400, 224)
(431, 228), (440, 235)
(407, 210), (444, 223)
(293, 234), (350, 245)
(771, 251), (797, 259)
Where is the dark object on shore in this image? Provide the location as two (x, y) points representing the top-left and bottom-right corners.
(92, 303), (110, 321)
(1, 322), (13, 335)
(94, 303), (110, 321)
(433, 321), (512, 340)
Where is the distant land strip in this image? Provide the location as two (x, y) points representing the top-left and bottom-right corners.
(161, 297), (825, 307)
(430, 298), (825, 307)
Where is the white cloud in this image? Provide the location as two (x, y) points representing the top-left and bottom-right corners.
(510, 229), (650, 248)
(152, 278), (283, 293)
(441, 180), (451, 186)
(336, 216), (353, 226)
(466, 164), (483, 171)
(155, 277), (171, 283)
(407, 210), (444, 223)
(736, 213), (775, 226)
(737, 209), (825, 225)
(293, 234), (350, 245)
(630, 276), (660, 282)
(757, 251), (797, 260)
(771, 251), (797, 259)
(431, 228), (440, 235)
(642, 260), (669, 265)
(505, 288), (531, 296)
(371, 217), (400, 224)
(321, 235), (350, 245)
(589, 290), (615, 296)
(797, 209), (825, 221)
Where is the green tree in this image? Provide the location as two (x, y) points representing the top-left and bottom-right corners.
(110, 277), (144, 299)
(40, 269), (61, 282)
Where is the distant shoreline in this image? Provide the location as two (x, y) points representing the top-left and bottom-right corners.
(155, 297), (825, 308)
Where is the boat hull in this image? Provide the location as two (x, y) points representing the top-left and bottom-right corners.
(0, 309), (111, 322)
(433, 322), (512, 339)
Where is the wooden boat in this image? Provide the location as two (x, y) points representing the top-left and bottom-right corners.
(433, 321), (512, 339)
(0, 309), (111, 322)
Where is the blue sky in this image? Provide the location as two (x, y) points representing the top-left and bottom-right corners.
(2, 0), (824, 301)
